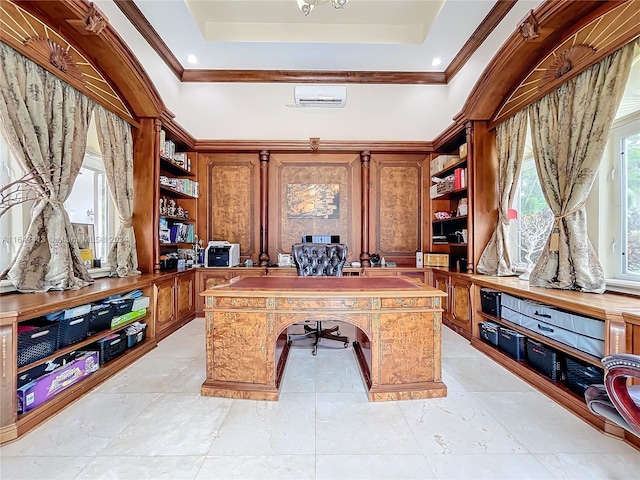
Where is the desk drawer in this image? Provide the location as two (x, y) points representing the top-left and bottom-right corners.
(276, 297), (372, 310)
(380, 297), (435, 309)
(211, 297), (268, 309)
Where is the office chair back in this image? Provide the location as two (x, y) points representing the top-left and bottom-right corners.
(291, 243), (347, 277)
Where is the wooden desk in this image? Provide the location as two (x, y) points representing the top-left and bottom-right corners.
(201, 276), (447, 401)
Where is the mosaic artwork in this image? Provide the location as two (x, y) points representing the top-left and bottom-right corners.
(286, 183), (340, 219)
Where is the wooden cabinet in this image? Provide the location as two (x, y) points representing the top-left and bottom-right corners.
(176, 270), (195, 321)
(470, 276), (640, 448)
(0, 276), (158, 445)
(154, 278), (177, 337)
(154, 270), (196, 340)
(432, 269), (472, 337)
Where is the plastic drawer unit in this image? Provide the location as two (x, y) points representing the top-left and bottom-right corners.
(500, 293), (605, 358)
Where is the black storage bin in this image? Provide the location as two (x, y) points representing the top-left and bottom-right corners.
(526, 339), (566, 381)
(125, 322), (147, 348)
(17, 320), (59, 368)
(91, 331), (127, 365)
(110, 299), (135, 318)
(479, 322), (500, 346)
(565, 356), (604, 397)
(480, 288), (502, 317)
(88, 304), (114, 335)
(17, 350), (79, 388)
(498, 327), (527, 361)
(55, 314), (90, 348)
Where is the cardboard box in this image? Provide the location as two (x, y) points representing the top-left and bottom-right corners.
(424, 253), (449, 267)
(111, 308), (147, 329)
(430, 155), (456, 175)
(443, 157), (461, 169)
(459, 143), (468, 159)
(17, 352), (99, 414)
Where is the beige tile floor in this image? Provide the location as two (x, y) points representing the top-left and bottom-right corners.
(1, 318), (639, 479)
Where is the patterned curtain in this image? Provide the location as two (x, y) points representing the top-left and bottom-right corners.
(477, 110), (528, 276)
(527, 39), (638, 293)
(0, 43), (95, 292)
(93, 105), (140, 277)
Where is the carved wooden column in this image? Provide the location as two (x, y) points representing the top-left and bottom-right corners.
(360, 151), (371, 267)
(259, 150), (270, 266)
(465, 122), (474, 273)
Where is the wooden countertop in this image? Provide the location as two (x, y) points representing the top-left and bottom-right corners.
(469, 274), (640, 318)
(0, 272), (181, 324)
(203, 275), (444, 296)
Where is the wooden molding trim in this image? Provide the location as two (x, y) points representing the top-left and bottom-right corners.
(444, 0), (518, 81)
(182, 70), (446, 85)
(113, 0), (183, 80)
(492, 1), (640, 126)
(11, 0), (164, 120)
(194, 139), (433, 154)
(116, 1), (512, 85)
(458, 0), (638, 126)
(161, 115), (196, 150)
(432, 120), (467, 152)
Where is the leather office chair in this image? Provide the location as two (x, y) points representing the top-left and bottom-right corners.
(585, 354), (640, 436)
(290, 243), (350, 355)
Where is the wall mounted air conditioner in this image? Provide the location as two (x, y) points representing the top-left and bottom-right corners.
(294, 85), (346, 108)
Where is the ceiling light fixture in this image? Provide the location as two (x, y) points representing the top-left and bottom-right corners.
(432, 58), (442, 66)
(187, 54), (198, 65)
(296, 0), (349, 16)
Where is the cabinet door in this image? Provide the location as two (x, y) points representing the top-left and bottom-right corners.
(449, 276), (472, 332)
(155, 279), (176, 336)
(432, 272), (450, 315)
(176, 271), (195, 321)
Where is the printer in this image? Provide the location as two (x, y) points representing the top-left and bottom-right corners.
(204, 241), (240, 267)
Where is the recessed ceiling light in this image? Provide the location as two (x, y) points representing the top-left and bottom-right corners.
(432, 58), (442, 66)
(187, 54), (198, 65)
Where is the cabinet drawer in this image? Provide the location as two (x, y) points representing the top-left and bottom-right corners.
(380, 297), (434, 309)
(276, 297), (372, 310)
(212, 297), (268, 309)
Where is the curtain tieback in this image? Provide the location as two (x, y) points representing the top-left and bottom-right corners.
(120, 219), (133, 228)
(42, 197), (64, 206)
(549, 201), (586, 252)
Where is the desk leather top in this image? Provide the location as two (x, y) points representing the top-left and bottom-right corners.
(230, 276), (422, 291)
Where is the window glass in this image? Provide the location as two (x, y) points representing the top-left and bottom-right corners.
(608, 51), (640, 282)
(509, 130), (553, 271)
(619, 130), (640, 277)
(0, 134), (30, 274)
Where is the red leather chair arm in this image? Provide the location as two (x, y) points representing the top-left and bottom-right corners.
(603, 354), (640, 435)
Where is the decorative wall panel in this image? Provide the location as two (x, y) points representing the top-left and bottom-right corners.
(207, 162), (256, 256)
(375, 161), (422, 257)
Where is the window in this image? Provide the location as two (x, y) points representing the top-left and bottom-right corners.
(611, 120), (640, 280)
(0, 113), (117, 285)
(509, 129), (553, 273)
(64, 142), (117, 266)
(0, 135), (32, 275)
(599, 51), (640, 287)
